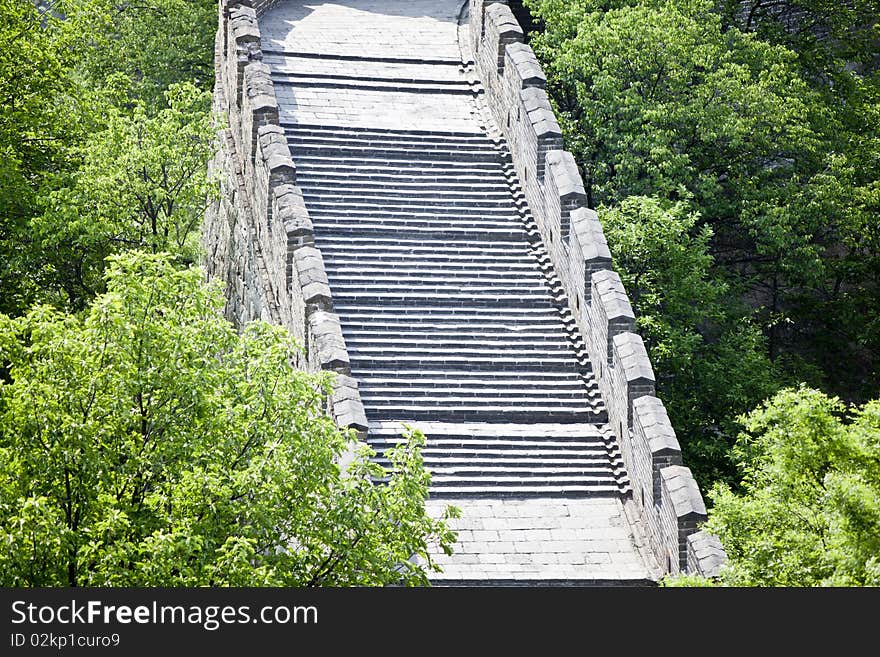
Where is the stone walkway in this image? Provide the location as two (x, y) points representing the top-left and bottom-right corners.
(259, 0), (654, 585)
(426, 498), (652, 585)
(261, 0), (476, 130)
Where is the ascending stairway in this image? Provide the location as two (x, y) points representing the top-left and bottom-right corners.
(254, 0), (653, 584)
(282, 118), (628, 497)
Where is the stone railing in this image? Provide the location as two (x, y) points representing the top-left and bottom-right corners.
(468, 0), (725, 578)
(203, 0), (368, 435)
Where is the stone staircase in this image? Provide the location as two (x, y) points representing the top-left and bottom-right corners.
(281, 117), (628, 496)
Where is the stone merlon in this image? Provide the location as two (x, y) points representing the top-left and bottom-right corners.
(633, 396), (681, 456)
(613, 332), (655, 385)
(308, 311), (350, 374)
(258, 125), (296, 186)
(229, 4), (260, 46)
(485, 2), (523, 42)
(274, 184), (314, 242)
(687, 531), (728, 579)
(546, 150), (586, 203)
(592, 270), (635, 324)
(294, 246), (332, 311)
(661, 466), (707, 520)
(331, 374), (369, 432)
(571, 208), (612, 268)
(506, 42), (546, 89)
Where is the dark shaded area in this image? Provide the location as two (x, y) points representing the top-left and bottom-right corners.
(508, 0), (543, 40)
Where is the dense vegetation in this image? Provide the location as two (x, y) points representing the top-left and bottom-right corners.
(0, 0), (454, 586)
(2, 0), (878, 585)
(522, 0), (879, 582)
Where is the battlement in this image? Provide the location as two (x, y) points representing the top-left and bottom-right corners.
(468, 0), (724, 577)
(204, 0), (368, 433)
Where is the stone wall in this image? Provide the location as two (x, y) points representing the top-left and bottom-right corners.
(468, 0), (725, 578)
(203, 0), (368, 434)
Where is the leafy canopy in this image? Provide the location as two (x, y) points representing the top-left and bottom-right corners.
(0, 252), (457, 586)
(705, 386), (880, 586)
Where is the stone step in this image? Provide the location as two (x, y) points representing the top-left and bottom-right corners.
(262, 49), (464, 66)
(268, 59), (467, 84)
(307, 206), (520, 220)
(362, 407), (599, 423)
(326, 267), (546, 281)
(300, 185), (514, 200)
(333, 294), (556, 309)
(298, 182), (513, 197)
(330, 279), (550, 293)
(272, 72), (475, 95)
(343, 331), (570, 345)
(317, 242), (536, 259)
(324, 259), (538, 272)
(281, 121), (489, 141)
(292, 156), (501, 172)
(348, 340), (575, 355)
(422, 484), (623, 498)
(361, 392), (591, 405)
(349, 355), (585, 373)
(296, 172), (510, 187)
(287, 142), (504, 165)
(303, 197), (517, 211)
(385, 462), (618, 475)
(344, 334), (574, 350)
(358, 381), (593, 393)
(290, 144), (503, 164)
(334, 305), (566, 319)
(370, 443), (608, 456)
(429, 471), (619, 482)
(357, 375), (590, 389)
(287, 134), (499, 154)
(311, 223), (524, 239)
(356, 370), (590, 383)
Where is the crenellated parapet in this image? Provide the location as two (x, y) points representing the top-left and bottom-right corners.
(468, 0), (725, 579)
(203, 0), (367, 434)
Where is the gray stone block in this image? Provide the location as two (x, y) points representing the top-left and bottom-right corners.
(521, 86), (552, 114)
(612, 332), (655, 385)
(633, 396), (680, 456)
(485, 2), (523, 41)
(293, 246), (331, 311)
(686, 531), (727, 578)
(506, 42), (546, 89)
(592, 270), (635, 324)
(660, 466), (707, 519)
(546, 150), (586, 202)
(308, 311), (350, 374)
(571, 207), (613, 281)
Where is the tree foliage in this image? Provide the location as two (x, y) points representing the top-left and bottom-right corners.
(524, 0), (880, 488)
(36, 82), (217, 309)
(0, 253), (457, 586)
(705, 387), (880, 586)
(0, 0), (217, 316)
(601, 196), (786, 483)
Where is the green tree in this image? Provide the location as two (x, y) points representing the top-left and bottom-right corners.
(0, 252), (457, 586)
(0, 0), (80, 315)
(524, 0), (880, 490)
(56, 0), (217, 107)
(601, 196), (787, 484)
(705, 386), (880, 586)
(35, 82), (216, 309)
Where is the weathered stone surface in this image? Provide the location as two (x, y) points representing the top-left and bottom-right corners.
(687, 531), (728, 579)
(571, 207), (612, 272)
(613, 332), (656, 385)
(661, 466), (707, 519)
(506, 42), (546, 88)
